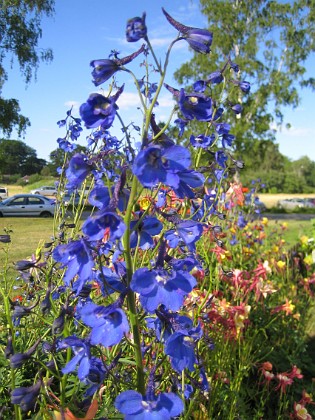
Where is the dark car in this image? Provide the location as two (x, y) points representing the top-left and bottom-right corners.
(0, 194), (55, 217)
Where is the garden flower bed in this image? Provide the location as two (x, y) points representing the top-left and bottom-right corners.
(0, 8), (314, 420)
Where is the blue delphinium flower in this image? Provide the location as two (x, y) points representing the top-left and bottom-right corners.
(178, 88), (212, 121)
(214, 168), (226, 182)
(164, 83), (213, 122)
(221, 133), (235, 148)
(83, 356), (106, 396)
(165, 220), (203, 251)
(88, 184), (129, 211)
(237, 212), (248, 229)
(231, 79), (250, 93)
(190, 133), (215, 148)
(193, 79), (207, 93)
(90, 60), (119, 85)
(239, 80), (251, 93)
(229, 59), (240, 72)
(162, 8), (213, 54)
(215, 150), (228, 168)
(52, 239), (94, 295)
(65, 153), (93, 190)
(80, 85), (124, 129)
(147, 306), (195, 342)
(165, 332), (197, 372)
(156, 189), (167, 208)
(132, 143), (191, 188)
(78, 301), (129, 347)
(115, 389), (184, 420)
(173, 169), (205, 199)
(57, 336), (91, 380)
(165, 322), (202, 372)
(130, 216), (163, 250)
(216, 122), (235, 148)
(11, 380), (42, 412)
(174, 118), (189, 136)
(169, 255), (200, 272)
(230, 103), (242, 114)
(57, 137), (77, 152)
(130, 267), (196, 313)
(207, 70), (224, 84)
(82, 209), (126, 242)
(91, 45), (145, 86)
(126, 12), (147, 42)
(80, 93), (118, 129)
(96, 265), (127, 296)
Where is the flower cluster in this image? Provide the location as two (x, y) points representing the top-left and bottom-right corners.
(5, 6), (314, 420)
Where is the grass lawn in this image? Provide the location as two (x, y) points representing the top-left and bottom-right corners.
(0, 215), (312, 262)
(0, 217), (54, 264)
(268, 219), (314, 247)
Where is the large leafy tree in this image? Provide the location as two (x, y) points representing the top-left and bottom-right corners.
(0, 0), (54, 136)
(174, 0), (315, 158)
(47, 145), (87, 176)
(0, 138), (46, 175)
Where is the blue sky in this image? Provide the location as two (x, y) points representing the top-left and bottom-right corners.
(3, 0), (315, 162)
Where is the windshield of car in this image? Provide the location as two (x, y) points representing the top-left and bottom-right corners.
(0, 197), (11, 205)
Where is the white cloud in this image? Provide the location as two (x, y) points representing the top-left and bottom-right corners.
(150, 36), (175, 48)
(157, 94), (175, 108)
(116, 92), (142, 109)
(64, 101), (80, 112)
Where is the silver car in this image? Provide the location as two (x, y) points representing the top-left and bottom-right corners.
(277, 198), (315, 210)
(30, 186), (57, 196)
(0, 194), (55, 217)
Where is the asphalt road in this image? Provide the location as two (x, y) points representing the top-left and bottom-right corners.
(260, 213), (315, 221)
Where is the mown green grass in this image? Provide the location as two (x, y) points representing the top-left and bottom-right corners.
(268, 219), (313, 247)
(0, 217), (312, 263)
(0, 218), (54, 264)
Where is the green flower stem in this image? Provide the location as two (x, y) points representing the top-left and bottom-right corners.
(142, 38), (179, 146)
(144, 36), (163, 75)
(126, 290), (145, 394)
(123, 175), (145, 394)
(116, 111), (136, 160)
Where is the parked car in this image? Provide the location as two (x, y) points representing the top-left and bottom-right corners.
(62, 192), (81, 206)
(0, 186), (8, 201)
(30, 186), (57, 196)
(0, 194), (55, 217)
(277, 198), (315, 210)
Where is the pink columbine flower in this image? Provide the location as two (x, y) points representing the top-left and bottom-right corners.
(275, 373), (293, 393)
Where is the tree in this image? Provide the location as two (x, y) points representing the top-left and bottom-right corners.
(0, 138), (47, 175)
(0, 0), (54, 136)
(47, 145), (88, 176)
(174, 0), (315, 158)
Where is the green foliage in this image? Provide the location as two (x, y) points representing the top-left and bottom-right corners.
(0, 138), (47, 176)
(47, 145), (87, 176)
(0, 0), (55, 136)
(175, 0), (315, 157)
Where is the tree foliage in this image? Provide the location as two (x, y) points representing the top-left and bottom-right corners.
(0, 0), (54, 136)
(47, 145), (88, 176)
(0, 138), (46, 176)
(174, 0), (315, 157)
